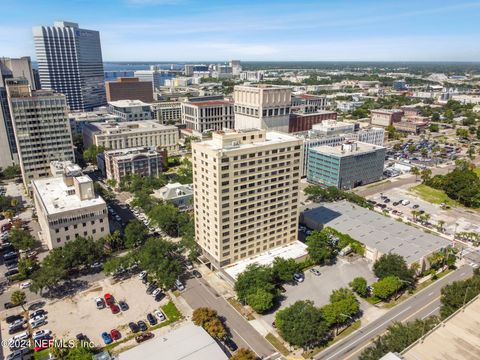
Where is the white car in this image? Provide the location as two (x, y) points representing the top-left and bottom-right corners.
(154, 310), (166, 321)
(152, 288), (162, 297)
(8, 319), (24, 329)
(29, 315), (46, 328)
(32, 329), (51, 340)
(9, 331), (29, 345)
(293, 272), (304, 283)
(138, 271), (147, 279)
(19, 282), (30, 289)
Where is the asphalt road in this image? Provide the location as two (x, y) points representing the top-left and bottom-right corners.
(314, 264), (474, 360)
(181, 276), (282, 360)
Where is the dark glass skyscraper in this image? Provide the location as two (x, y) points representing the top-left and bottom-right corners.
(33, 21), (106, 111)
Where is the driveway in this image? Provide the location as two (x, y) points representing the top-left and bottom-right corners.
(263, 257), (377, 324)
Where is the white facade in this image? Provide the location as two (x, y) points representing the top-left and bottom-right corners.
(32, 174), (109, 250)
(311, 120), (356, 136)
(233, 85), (292, 132)
(6, 79), (74, 189)
(151, 102), (182, 124)
(33, 21), (106, 111)
(181, 99), (234, 134)
(108, 100), (152, 121)
(192, 129), (303, 268)
(83, 120), (178, 151)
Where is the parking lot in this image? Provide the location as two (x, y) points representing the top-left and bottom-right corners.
(263, 257), (378, 324)
(1, 275), (171, 357)
(367, 184), (480, 236)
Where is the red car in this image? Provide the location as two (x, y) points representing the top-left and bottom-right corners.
(110, 329), (121, 340)
(110, 304), (120, 314)
(104, 293), (114, 306)
(135, 332), (154, 343)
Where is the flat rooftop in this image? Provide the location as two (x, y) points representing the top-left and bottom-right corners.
(301, 201), (450, 264)
(88, 120), (177, 134)
(224, 241), (308, 280)
(108, 99), (150, 107)
(311, 141), (384, 157)
(117, 323), (227, 360)
(197, 130), (301, 153)
(32, 176), (106, 215)
(402, 296), (480, 360)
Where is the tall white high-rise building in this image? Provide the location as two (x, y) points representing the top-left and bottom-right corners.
(32, 21), (106, 111)
(6, 78), (74, 189)
(192, 129), (303, 268)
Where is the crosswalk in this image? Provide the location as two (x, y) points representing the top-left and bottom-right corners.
(263, 352), (285, 360)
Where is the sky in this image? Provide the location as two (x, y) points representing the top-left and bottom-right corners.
(1, 0), (480, 62)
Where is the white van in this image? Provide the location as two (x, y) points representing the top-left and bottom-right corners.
(401, 200), (410, 206)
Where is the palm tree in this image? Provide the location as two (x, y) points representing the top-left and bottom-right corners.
(411, 210), (420, 221)
(3, 210), (14, 220)
(410, 261), (421, 277)
(437, 220), (445, 233)
(410, 166), (420, 181)
(10, 198), (18, 209)
(420, 168), (432, 183)
(11, 290), (26, 311)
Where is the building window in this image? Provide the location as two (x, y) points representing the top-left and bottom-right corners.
(64, 226), (68, 231)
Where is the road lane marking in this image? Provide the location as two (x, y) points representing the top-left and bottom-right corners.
(428, 291), (434, 296)
(231, 328), (261, 358)
(421, 306), (440, 320)
(322, 306), (412, 360)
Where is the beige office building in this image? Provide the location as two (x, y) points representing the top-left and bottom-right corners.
(181, 98), (234, 135)
(32, 173), (109, 249)
(233, 85), (291, 132)
(192, 129), (303, 268)
(83, 120), (178, 152)
(6, 78), (74, 189)
(151, 101), (182, 124)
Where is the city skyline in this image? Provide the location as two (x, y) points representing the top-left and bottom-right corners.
(1, 0), (480, 62)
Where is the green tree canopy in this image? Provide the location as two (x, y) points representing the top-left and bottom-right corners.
(11, 290), (26, 310)
(373, 254), (414, 283)
(306, 231), (335, 265)
(246, 288), (275, 314)
(275, 300), (329, 348)
(8, 228), (35, 250)
(349, 277), (369, 297)
(271, 257), (301, 282)
(124, 219), (149, 248)
(372, 276), (402, 300)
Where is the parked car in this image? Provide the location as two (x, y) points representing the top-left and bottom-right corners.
(29, 315), (45, 329)
(101, 332), (113, 345)
(138, 271), (147, 280)
(3, 251), (18, 261)
(104, 293), (114, 306)
(128, 322), (140, 333)
(192, 270), (202, 278)
(224, 337), (238, 352)
(137, 320), (147, 332)
(110, 304), (120, 314)
(95, 297), (105, 309)
(110, 329), (121, 341)
(310, 268), (321, 276)
(146, 283), (157, 294)
(293, 272), (304, 283)
(19, 282), (30, 289)
(174, 279), (185, 291)
(4, 302), (18, 309)
(118, 301), (129, 311)
(8, 319), (24, 329)
(154, 292), (165, 302)
(146, 313), (157, 326)
(135, 332), (154, 343)
(6, 315), (23, 324)
(30, 309), (46, 318)
(185, 261), (193, 270)
(152, 288), (162, 298)
(154, 310), (166, 322)
(32, 330), (51, 341)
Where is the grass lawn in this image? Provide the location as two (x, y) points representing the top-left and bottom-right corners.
(302, 320), (362, 358)
(409, 184), (461, 207)
(265, 333), (290, 356)
(227, 297), (255, 320)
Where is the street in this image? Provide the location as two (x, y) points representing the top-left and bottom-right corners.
(181, 276), (282, 359)
(314, 264), (474, 360)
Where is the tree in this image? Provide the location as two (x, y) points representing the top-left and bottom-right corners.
(456, 128), (469, 139)
(407, 144), (416, 154)
(11, 198), (19, 209)
(203, 317), (227, 339)
(246, 288), (274, 314)
(234, 264), (275, 306)
(420, 168), (432, 183)
(440, 271), (480, 318)
(359, 317), (439, 360)
(307, 231), (335, 265)
(148, 202), (182, 237)
(3, 209), (14, 219)
(410, 166), (420, 181)
(192, 307), (218, 327)
(1, 164), (20, 179)
(386, 125), (396, 140)
(429, 123), (439, 132)
(373, 253), (414, 283)
(8, 228), (35, 251)
(104, 230), (123, 251)
(275, 300), (329, 348)
(229, 348), (256, 360)
(11, 290), (26, 310)
(124, 219), (148, 248)
(17, 258), (39, 279)
(137, 237), (184, 289)
(271, 257), (301, 283)
(372, 276), (402, 300)
(83, 144), (105, 164)
(349, 277), (369, 297)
